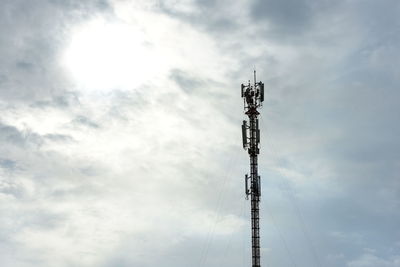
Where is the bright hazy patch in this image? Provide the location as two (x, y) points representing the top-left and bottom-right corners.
(62, 18), (163, 91)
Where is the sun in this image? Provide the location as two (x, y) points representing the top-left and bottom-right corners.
(62, 18), (160, 91)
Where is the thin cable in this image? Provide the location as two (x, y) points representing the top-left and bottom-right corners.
(266, 205), (298, 267)
(198, 155), (237, 267)
(242, 196), (247, 267)
(260, 114), (322, 267)
(219, 200), (243, 267)
(286, 186), (322, 267)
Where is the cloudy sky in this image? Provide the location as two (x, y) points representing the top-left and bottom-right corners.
(1, 0), (399, 266)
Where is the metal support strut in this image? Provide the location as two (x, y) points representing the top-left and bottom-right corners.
(241, 71), (264, 267)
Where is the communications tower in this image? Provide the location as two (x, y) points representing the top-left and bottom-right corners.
(241, 71), (264, 267)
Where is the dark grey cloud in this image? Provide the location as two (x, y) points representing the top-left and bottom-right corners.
(170, 69), (204, 94)
(72, 115), (100, 129)
(0, 121), (73, 149)
(0, 158), (18, 171)
(43, 133), (75, 143)
(0, 122), (42, 148)
(30, 92), (80, 108)
(251, 0), (313, 34)
(169, 69), (225, 97)
(49, 0), (110, 11)
(156, 0), (237, 33)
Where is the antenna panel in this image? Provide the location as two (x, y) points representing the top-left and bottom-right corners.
(241, 84), (244, 97)
(242, 120), (247, 148)
(245, 174), (250, 196)
(260, 82), (264, 102)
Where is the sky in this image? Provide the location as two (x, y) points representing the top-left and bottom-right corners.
(0, 0), (399, 266)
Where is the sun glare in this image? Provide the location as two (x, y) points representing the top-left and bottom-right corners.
(63, 18), (160, 91)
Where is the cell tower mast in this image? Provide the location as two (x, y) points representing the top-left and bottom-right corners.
(241, 71), (264, 267)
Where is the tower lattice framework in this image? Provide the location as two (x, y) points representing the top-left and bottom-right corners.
(241, 71), (264, 267)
